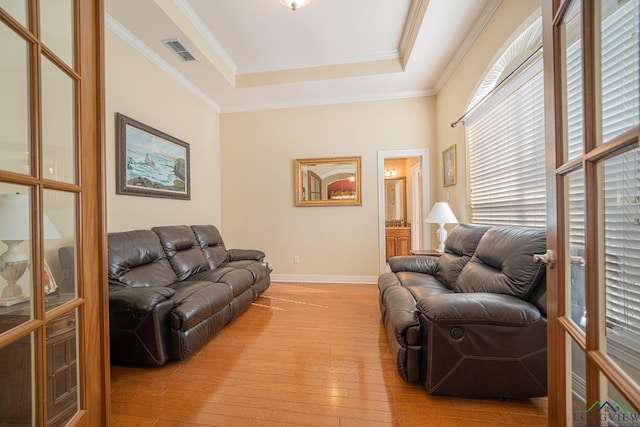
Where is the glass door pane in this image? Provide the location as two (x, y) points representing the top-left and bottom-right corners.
(564, 0), (584, 162)
(44, 189), (78, 299)
(0, 333), (34, 425)
(0, 22), (30, 176)
(600, 0), (639, 143)
(41, 56), (76, 185)
(568, 169), (587, 331)
(602, 147), (640, 388)
(0, 1), (28, 27)
(0, 187), (33, 315)
(40, 0), (74, 67)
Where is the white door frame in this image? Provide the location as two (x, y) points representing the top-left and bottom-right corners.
(410, 164), (422, 250)
(377, 149), (431, 274)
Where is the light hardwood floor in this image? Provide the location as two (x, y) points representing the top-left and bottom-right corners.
(110, 282), (548, 426)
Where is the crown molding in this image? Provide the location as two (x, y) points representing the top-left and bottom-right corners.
(105, 12), (221, 113)
(433, 0), (502, 93)
(220, 89), (433, 114)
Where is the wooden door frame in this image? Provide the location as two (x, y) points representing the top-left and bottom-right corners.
(543, 0), (640, 424)
(0, 0), (109, 424)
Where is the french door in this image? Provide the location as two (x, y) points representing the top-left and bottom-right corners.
(543, 0), (640, 424)
(0, 0), (109, 425)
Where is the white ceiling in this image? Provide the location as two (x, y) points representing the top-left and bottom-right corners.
(105, 0), (500, 113)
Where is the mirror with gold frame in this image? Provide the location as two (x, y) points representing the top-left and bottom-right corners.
(294, 156), (362, 206)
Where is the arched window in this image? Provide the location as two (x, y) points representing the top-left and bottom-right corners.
(465, 17), (545, 228)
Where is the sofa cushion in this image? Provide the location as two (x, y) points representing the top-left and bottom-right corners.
(434, 224), (491, 289)
(168, 281), (233, 331)
(108, 230), (179, 288)
(153, 225), (208, 281)
(454, 226), (546, 298)
(191, 225), (229, 270)
(190, 267), (254, 297)
(226, 259), (271, 282)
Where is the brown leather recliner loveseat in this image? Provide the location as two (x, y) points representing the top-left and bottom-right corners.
(378, 224), (547, 398)
(107, 224), (271, 366)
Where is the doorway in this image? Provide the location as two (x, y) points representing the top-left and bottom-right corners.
(377, 149), (431, 273)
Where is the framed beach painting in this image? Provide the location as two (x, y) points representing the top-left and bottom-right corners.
(443, 144), (457, 187)
(116, 113), (190, 200)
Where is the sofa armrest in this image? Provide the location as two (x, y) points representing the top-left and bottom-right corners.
(109, 287), (175, 316)
(388, 256), (438, 275)
(416, 292), (542, 326)
(227, 248), (265, 262)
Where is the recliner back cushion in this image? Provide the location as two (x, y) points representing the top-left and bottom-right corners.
(454, 226), (546, 298)
(434, 224), (491, 289)
(191, 225), (228, 270)
(152, 225), (207, 281)
(108, 230), (178, 287)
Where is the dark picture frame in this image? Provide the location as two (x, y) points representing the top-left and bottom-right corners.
(116, 113), (190, 200)
(443, 144), (457, 187)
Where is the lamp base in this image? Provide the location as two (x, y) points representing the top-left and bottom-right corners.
(435, 223), (448, 253)
(0, 294), (29, 307)
(0, 241), (30, 307)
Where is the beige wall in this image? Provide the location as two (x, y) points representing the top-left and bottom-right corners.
(105, 30), (222, 232)
(100, 0), (540, 282)
(434, 0), (541, 223)
(220, 97), (436, 281)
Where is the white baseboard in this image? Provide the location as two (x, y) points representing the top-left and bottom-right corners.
(270, 274), (377, 284)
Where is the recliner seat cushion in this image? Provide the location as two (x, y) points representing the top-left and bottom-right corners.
(190, 267), (254, 297)
(226, 259), (271, 282)
(454, 226), (546, 298)
(168, 281), (233, 331)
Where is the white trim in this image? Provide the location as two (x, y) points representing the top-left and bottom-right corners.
(270, 274), (377, 284)
(410, 164), (422, 250)
(174, 0), (237, 74)
(238, 49), (402, 75)
(220, 90), (433, 114)
(105, 13), (221, 113)
(377, 149), (431, 274)
(434, 0), (502, 92)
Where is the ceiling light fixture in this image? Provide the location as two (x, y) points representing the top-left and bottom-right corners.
(280, 0), (310, 11)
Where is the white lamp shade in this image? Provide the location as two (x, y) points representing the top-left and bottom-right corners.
(0, 193), (61, 240)
(425, 202), (458, 224)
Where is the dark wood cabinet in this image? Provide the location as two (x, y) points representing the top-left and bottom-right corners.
(46, 310), (78, 426)
(0, 296), (77, 426)
(386, 227), (411, 261)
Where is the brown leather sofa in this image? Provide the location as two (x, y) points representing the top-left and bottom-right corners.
(107, 224), (271, 366)
(378, 224), (547, 398)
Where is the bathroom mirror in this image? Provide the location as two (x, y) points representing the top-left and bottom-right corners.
(385, 177), (406, 226)
(294, 156), (361, 206)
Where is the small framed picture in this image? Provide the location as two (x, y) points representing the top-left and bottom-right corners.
(44, 260), (58, 295)
(443, 144), (457, 187)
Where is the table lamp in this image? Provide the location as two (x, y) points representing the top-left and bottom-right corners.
(0, 193), (61, 306)
(425, 202), (458, 253)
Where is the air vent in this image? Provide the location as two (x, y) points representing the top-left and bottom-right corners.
(162, 39), (197, 62)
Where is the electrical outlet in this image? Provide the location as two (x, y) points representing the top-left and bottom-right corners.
(294, 255), (300, 264)
(62, 270), (70, 280)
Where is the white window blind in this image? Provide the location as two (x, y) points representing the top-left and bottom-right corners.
(467, 63), (546, 229)
(600, 0), (640, 337)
